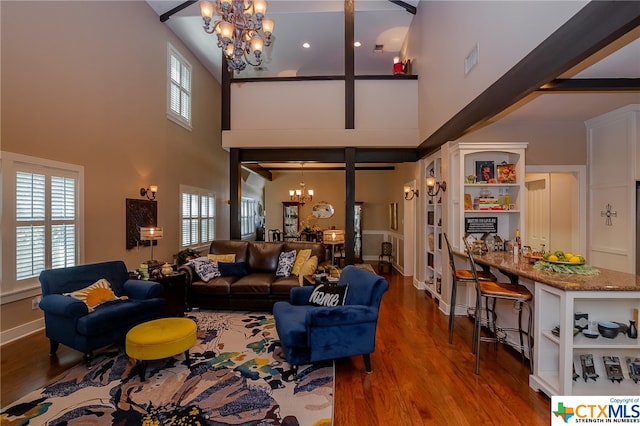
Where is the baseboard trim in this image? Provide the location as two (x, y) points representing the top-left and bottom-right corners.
(1, 318), (44, 345)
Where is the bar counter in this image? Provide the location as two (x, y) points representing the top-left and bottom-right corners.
(467, 251), (640, 292)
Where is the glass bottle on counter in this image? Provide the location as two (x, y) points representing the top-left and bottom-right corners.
(514, 228), (521, 256)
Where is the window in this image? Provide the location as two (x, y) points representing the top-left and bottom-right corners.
(1, 152), (83, 300)
(180, 185), (215, 250)
(241, 198), (257, 238)
(167, 43), (192, 130)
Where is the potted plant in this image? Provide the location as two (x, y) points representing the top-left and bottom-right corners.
(176, 248), (199, 266)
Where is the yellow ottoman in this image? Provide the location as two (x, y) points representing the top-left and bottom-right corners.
(125, 317), (197, 381)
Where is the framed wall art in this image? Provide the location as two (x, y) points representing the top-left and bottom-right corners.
(125, 198), (157, 250)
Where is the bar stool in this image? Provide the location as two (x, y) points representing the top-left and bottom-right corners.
(462, 238), (533, 375)
(443, 233), (496, 344)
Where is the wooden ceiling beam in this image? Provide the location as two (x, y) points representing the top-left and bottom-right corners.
(417, 1), (640, 158)
(539, 78), (640, 92)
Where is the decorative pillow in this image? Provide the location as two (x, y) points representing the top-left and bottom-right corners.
(208, 253), (236, 263)
(189, 257), (220, 282)
(298, 255), (319, 285)
(218, 261), (248, 277)
(64, 278), (128, 312)
(308, 283), (348, 307)
(291, 249), (312, 276)
(276, 250), (297, 277)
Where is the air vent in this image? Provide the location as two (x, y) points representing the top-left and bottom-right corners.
(464, 43), (479, 76)
(373, 44), (384, 54)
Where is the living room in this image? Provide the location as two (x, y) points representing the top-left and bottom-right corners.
(1, 0), (638, 422)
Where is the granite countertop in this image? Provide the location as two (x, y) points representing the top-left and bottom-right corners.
(464, 251), (640, 292)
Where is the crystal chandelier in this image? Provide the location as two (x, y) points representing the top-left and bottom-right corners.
(289, 163), (314, 204)
(199, 0), (274, 73)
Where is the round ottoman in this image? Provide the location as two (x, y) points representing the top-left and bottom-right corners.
(126, 317), (197, 381)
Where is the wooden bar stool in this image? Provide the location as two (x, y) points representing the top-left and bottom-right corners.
(462, 238), (533, 375)
(443, 233), (496, 343)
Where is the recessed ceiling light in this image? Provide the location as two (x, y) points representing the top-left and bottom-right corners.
(302, 42), (310, 49)
(354, 41), (361, 47)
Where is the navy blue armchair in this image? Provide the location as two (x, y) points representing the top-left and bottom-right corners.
(273, 265), (388, 376)
(39, 261), (167, 365)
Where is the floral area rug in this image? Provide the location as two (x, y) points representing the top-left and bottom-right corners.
(1, 311), (334, 425)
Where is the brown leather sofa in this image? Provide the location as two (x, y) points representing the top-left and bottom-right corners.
(180, 240), (326, 311)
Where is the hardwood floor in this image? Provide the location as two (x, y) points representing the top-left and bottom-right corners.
(1, 269), (550, 424)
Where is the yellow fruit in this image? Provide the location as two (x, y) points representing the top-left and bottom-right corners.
(547, 255), (558, 262)
(564, 253), (573, 260)
(570, 256), (581, 263)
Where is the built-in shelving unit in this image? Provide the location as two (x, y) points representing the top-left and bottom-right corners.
(532, 283), (640, 396)
(446, 142), (528, 253)
(424, 155), (443, 300)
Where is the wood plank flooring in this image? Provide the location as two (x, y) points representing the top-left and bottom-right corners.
(1, 269), (550, 424)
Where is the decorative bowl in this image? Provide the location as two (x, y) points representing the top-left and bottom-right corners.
(597, 321), (620, 339)
(582, 329), (599, 339)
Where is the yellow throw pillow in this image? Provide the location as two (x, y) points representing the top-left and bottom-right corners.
(64, 278), (128, 312)
(208, 253), (236, 263)
(291, 249), (312, 276)
(298, 255), (318, 285)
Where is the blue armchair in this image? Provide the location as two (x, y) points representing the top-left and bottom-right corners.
(39, 261), (167, 365)
(273, 265), (388, 376)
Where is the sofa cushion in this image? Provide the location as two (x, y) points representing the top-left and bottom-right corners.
(248, 242), (284, 272)
(284, 242), (325, 264)
(230, 274), (273, 295)
(218, 262), (248, 277)
(298, 255), (318, 285)
(64, 279), (128, 312)
(191, 276), (235, 295)
(272, 276), (300, 296)
(308, 284), (349, 307)
(291, 249), (311, 276)
(76, 298), (166, 335)
(276, 250), (297, 277)
(208, 254), (236, 263)
(210, 240), (249, 263)
(189, 257), (220, 282)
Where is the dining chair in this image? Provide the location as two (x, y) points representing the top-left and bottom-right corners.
(443, 233), (496, 343)
(461, 238), (533, 375)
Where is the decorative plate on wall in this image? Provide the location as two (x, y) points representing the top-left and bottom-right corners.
(312, 202), (334, 218)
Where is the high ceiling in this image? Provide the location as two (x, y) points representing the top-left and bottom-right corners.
(146, 0), (639, 161)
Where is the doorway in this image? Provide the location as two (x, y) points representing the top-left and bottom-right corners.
(525, 166), (586, 255)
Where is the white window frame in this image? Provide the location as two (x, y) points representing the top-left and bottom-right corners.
(1, 152), (84, 304)
(180, 184), (215, 251)
(241, 197), (258, 239)
(167, 43), (192, 131)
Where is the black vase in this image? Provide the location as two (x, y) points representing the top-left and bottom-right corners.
(628, 320), (638, 339)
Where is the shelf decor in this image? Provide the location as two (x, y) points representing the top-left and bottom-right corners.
(496, 162), (517, 183)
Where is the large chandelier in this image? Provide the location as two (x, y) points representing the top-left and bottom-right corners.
(199, 0), (274, 73)
(289, 163), (314, 204)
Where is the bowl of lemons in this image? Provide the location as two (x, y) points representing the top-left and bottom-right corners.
(543, 251), (585, 265)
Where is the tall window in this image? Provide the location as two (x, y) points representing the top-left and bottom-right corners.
(180, 185), (215, 250)
(2, 152), (83, 298)
(241, 198), (257, 238)
(167, 43), (192, 130)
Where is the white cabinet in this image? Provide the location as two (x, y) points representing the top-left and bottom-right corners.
(424, 155), (443, 300)
(531, 283), (640, 396)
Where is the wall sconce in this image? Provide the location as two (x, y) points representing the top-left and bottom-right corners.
(140, 185), (158, 200)
(403, 185), (419, 200)
(426, 173), (446, 197)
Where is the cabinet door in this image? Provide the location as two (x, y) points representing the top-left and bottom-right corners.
(282, 202), (299, 239)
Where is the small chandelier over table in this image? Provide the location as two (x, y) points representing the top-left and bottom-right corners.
(199, 0), (275, 73)
(289, 163), (314, 204)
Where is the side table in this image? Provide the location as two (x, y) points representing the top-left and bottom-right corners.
(151, 272), (187, 317)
